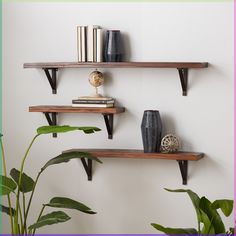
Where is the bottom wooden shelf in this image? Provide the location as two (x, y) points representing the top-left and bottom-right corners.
(63, 149), (204, 185)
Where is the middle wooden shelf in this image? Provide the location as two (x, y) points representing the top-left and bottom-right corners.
(29, 105), (125, 139)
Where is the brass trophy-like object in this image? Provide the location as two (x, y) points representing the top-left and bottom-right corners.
(88, 70), (104, 97)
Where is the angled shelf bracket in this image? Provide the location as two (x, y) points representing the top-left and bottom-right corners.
(103, 114), (114, 139)
(80, 158), (92, 180)
(177, 160), (188, 185)
(43, 68), (58, 94)
(177, 68), (188, 96)
(44, 112), (57, 137)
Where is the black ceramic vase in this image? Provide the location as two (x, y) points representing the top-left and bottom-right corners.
(141, 110), (162, 153)
(104, 30), (124, 62)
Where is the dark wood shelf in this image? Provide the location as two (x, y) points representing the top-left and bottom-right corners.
(69, 149), (203, 160)
(64, 149), (204, 185)
(23, 61), (208, 95)
(29, 106), (125, 139)
(24, 62), (208, 69)
(29, 105), (125, 114)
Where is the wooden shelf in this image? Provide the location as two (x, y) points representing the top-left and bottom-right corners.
(24, 62), (208, 69)
(64, 149), (204, 185)
(29, 105), (125, 139)
(29, 105), (125, 114)
(23, 61), (208, 95)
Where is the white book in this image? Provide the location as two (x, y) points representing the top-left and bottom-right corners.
(72, 103), (114, 108)
(81, 26), (86, 62)
(93, 28), (97, 62)
(87, 25), (94, 62)
(77, 26), (82, 62)
(87, 25), (100, 62)
(96, 28), (103, 62)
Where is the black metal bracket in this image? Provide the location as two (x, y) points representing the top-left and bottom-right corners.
(81, 158), (92, 181)
(103, 114), (114, 139)
(43, 68), (58, 94)
(177, 160), (188, 185)
(44, 112), (57, 138)
(177, 68), (188, 96)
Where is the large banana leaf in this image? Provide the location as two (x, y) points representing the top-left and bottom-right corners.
(28, 211), (71, 231)
(151, 223), (198, 235)
(0, 175), (17, 195)
(45, 197), (96, 214)
(37, 125), (101, 135)
(164, 189), (202, 223)
(211, 199), (233, 217)
(164, 189), (217, 234)
(10, 168), (35, 193)
(0, 204), (15, 216)
(199, 196), (224, 234)
(41, 151), (102, 172)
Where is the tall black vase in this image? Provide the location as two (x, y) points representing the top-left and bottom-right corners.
(104, 30), (124, 62)
(141, 110), (162, 153)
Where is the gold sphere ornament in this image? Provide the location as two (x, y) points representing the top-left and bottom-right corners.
(89, 70), (104, 97)
(161, 134), (180, 153)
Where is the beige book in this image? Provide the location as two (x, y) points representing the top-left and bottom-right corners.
(81, 26), (87, 62)
(72, 103), (114, 108)
(87, 25), (100, 62)
(78, 96), (113, 101)
(77, 26), (82, 62)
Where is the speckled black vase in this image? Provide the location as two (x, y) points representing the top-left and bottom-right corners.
(104, 30), (124, 62)
(141, 110), (162, 153)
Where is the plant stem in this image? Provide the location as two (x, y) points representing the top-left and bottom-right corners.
(14, 134), (40, 234)
(18, 200), (24, 234)
(23, 193), (27, 232)
(32, 205), (46, 235)
(23, 171), (41, 233)
(0, 139), (14, 233)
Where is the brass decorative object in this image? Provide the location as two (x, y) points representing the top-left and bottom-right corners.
(161, 134), (180, 153)
(88, 70), (104, 97)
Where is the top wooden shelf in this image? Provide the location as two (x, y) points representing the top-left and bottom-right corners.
(23, 61), (209, 96)
(23, 62), (208, 69)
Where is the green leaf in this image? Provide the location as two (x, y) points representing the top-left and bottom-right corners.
(0, 204), (15, 216)
(0, 133), (3, 137)
(164, 189), (217, 234)
(45, 197), (96, 214)
(41, 151), (102, 172)
(164, 189), (202, 224)
(211, 199), (233, 217)
(199, 208), (215, 234)
(0, 175), (17, 195)
(10, 168), (35, 193)
(228, 227), (234, 235)
(199, 197), (225, 234)
(151, 223), (198, 235)
(37, 125), (101, 135)
(28, 211), (71, 231)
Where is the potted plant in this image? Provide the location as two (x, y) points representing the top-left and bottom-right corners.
(151, 188), (234, 235)
(0, 125), (102, 235)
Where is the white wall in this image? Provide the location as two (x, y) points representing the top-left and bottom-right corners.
(2, 2), (234, 234)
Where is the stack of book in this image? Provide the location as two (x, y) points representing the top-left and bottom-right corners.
(72, 97), (115, 108)
(77, 25), (103, 62)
